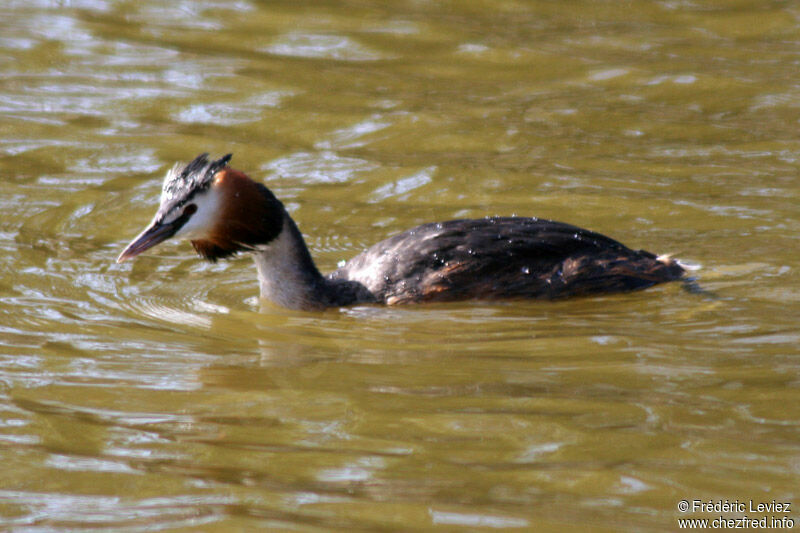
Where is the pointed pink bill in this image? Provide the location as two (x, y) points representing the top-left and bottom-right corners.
(116, 220), (178, 263)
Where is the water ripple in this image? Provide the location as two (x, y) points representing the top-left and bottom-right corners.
(264, 32), (389, 61)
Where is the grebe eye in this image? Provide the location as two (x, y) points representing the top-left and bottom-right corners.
(184, 204), (197, 216)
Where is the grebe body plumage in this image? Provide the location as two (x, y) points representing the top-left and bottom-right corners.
(117, 154), (684, 310)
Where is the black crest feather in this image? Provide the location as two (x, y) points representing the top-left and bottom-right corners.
(155, 153), (233, 223)
(161, 153), (232, 203)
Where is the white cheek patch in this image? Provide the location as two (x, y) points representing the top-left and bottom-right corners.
(174, 188), (222, 239)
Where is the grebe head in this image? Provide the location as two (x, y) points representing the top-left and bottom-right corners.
(117, 153), (284, 263)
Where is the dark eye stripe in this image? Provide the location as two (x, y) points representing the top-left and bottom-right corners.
(156, 200), (197, 225)
(166, 203), (197, 232)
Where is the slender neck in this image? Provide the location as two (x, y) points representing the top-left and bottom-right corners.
(252, 213), (374, 310)
(252, 214), (330, 310)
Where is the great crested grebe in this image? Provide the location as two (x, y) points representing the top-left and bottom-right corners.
(117, 153), (685, 310)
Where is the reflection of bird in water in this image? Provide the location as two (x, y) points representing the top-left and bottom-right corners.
(118, 153), (685, 310)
